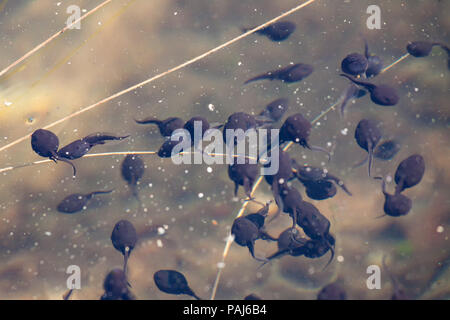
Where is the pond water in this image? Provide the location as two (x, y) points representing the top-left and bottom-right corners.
(0, 0), (448, 300)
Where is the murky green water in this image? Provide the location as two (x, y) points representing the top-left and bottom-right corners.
(0, 0), (448, 300)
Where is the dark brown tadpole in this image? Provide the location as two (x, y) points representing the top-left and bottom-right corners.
(340, 74), (399, 106)
(295, 201), (335, 269)
(244, 63), (313, 84)
(341, 52), (368, 76)
(296, 201), (331, 240)
(222, 112), (259, 145)
(111, 220), (137, 274)
(258, 98), (289, 122)
(231, 212), (274, 262)
(394, 154), (425, 194)
(231, 217), (260, 261)
(354, 118), (382, 177)
(243, 21), (296, 42)
(57, 190), (113, 214)
(121, 154), (145, 202)
(57, 133), (129, 160)
(244, 202), (274, 236)
(374, 139), (401, 161)
(31, 129), (77, 176)
(295, 165), (352, 200)
(279, 113), (331, 160)
(299, 235), (335, 268)
(317, 282), (347, 300)
(184, 116), (210, 139)
(406, 40), (449, 64)
(244, 293), (262, 300)
(303, 180), (337, 201)
(261, 228), (308, 267)
(184, 116), (213, 150)
(278, 184), (303, 228)
(57, 139), (92, 160)
(153, 270), (201, 300)
(100, 268), (135, 300)
(407, 41), (435, 57)
(135, 116), (184, 137)
(364, 40), (383, 78)
(157, 139), (183, 158)
(82, 132), (129, 146)
(339, 83), (367, 117)
(228, 159), (259, 199)
(380, 178), (412, 217)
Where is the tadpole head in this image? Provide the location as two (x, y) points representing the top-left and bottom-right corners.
(111, 220), (138, 256)
(31, 129), (60, 158)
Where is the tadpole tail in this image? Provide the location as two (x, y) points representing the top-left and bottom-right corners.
(123, 250), (130, 275)
(259, 230), (278, 242)
(233, 182), (239, 197)
(327, 174), (352, 196)
(56, 156), (77, 177)
(307, 144), (332, 162)
(134, 117), (162, 125)
(340, 84), (359, 117)
(340, 73), (375, 91)
(352, 154), (368, 169)
(63, 289), (74, 300)
(130, 184), (142, 206)
(243, 178), (254, 200)
(258, 249), (288, 269)
(291, 234), (307, 247)
(255, 115), (275, 126)
(364, 38), (370, 59)
(85, 134), (130, 145)
(367, 142), (375, 178)
(91, 189), (114, 197)
(338, 183), (352, 196)
(186, 287), (202, 300)
(321, 241), (335, 272)
(394, 179), (405, 195)
(256, 200), (272, 216)
(244, 72), (273, 85)
(247, 242), (268, 263)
